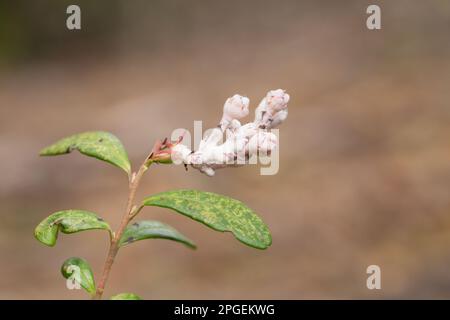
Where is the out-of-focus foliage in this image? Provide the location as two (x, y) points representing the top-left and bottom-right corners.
(0, 0), (121, 64)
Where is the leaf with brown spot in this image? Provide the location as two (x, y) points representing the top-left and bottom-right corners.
(34, 210), (111, 247)
(118, 220), (196, 249)
(142, 190), (272, 249)
(61, 257), (96, 295)
(40, 131), (131, 175)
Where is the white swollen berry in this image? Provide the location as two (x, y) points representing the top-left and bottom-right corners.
(220, 94), (250, 130)
(169, 89), (289, 176)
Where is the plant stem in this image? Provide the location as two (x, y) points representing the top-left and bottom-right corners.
(93, 160), (150, 299)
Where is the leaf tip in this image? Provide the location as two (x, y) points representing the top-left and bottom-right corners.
(187, 242), (197, 250)
(38, 146), (51, 156)
(34, 227), (55, 247)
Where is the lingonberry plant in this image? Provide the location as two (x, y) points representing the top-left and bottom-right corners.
(35, 89), (289, 299)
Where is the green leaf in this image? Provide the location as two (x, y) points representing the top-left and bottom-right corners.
(61, 257), (96, 295)
(34, 210), (111, 247)
(110, 293), (142, 300)
(118, 220), (196, 249)
(40, 131), (131, 175)
(142, 190), (272, 249)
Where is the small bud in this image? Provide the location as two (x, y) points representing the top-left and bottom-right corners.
(150, 136), (186, 165)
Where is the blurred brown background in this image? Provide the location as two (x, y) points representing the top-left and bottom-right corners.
(0, 0), (449, 299)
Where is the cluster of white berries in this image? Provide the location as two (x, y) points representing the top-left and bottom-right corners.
(171, 89), (289, 176)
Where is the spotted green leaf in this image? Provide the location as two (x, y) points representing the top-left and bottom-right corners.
(34, 210), (111, 247)
(40, 131), (131, 175)
(110, 293), (142, 300)
(142, 190), (272, 249)
(119, 220), (196, 249)
(61, 257), (96, 295)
